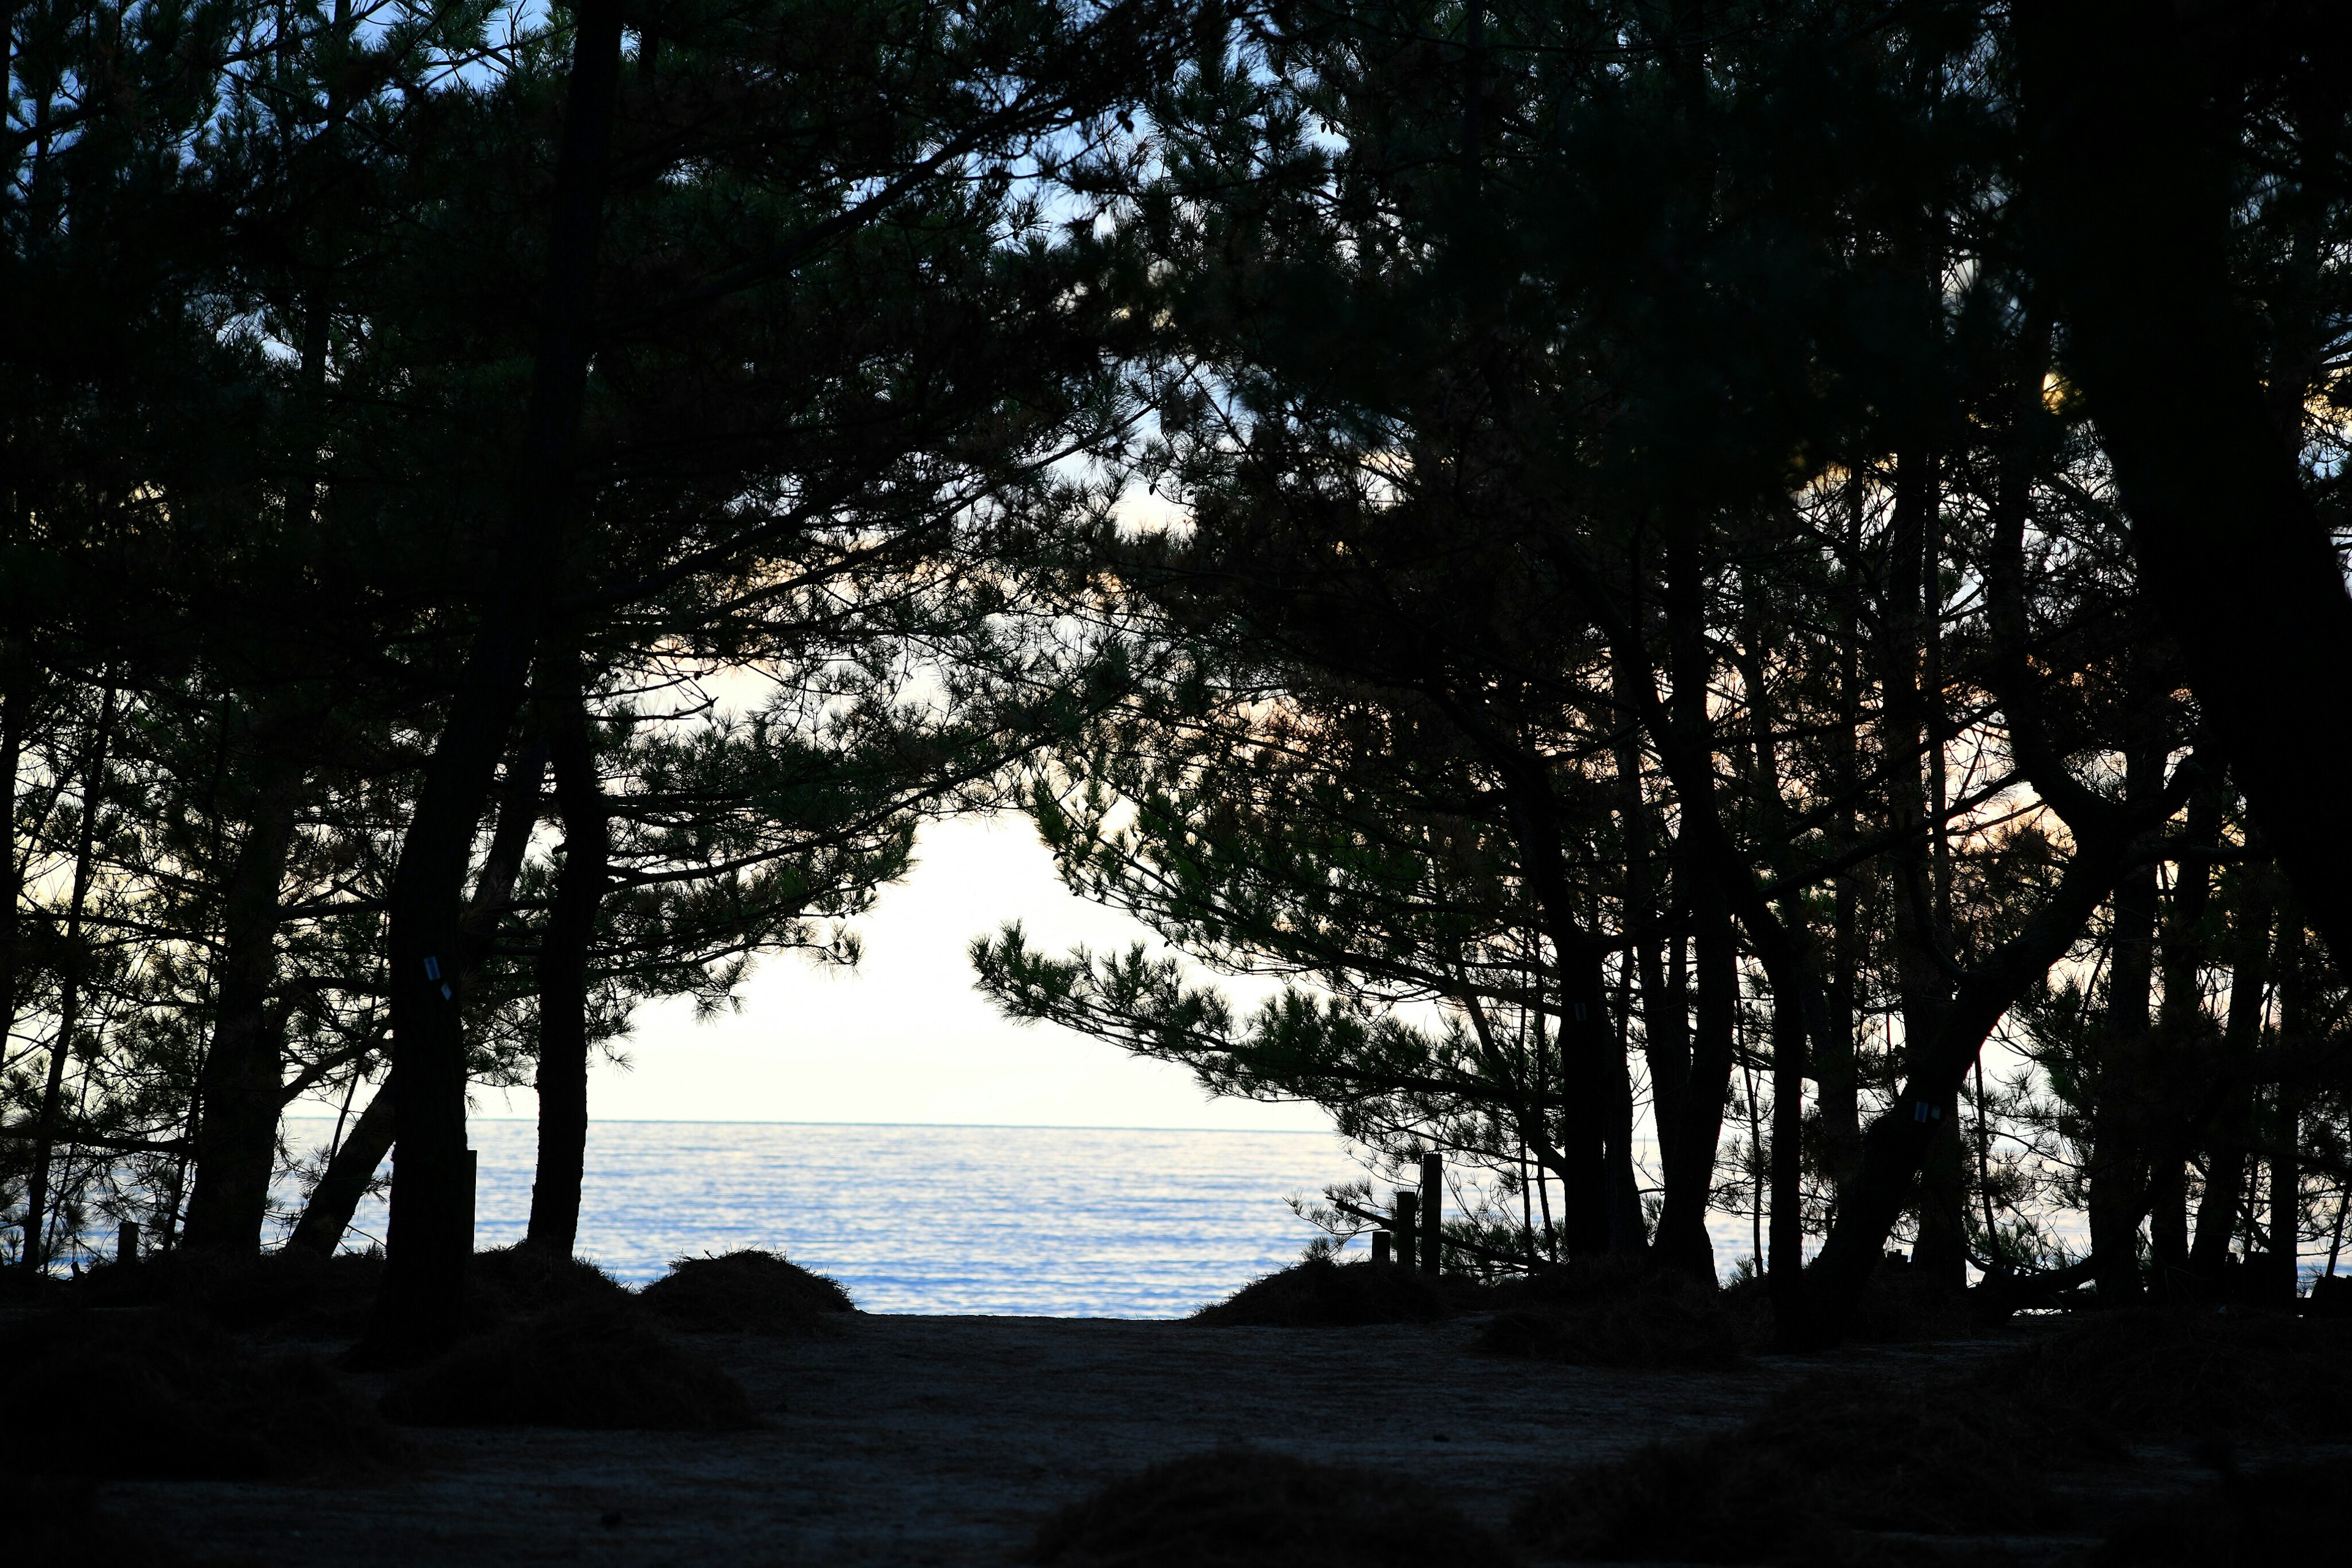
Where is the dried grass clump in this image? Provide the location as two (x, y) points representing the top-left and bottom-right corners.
(1193, 1257), (1450, 1326)
(1030, 1449), (1517, 1567)
(1980, 1305), (2352, 1439)
(2, 1309), (407, 1480)
(1481, 1262), (1740, 1369)
(1513, 1370), (2094, 1562)
(467, 1243), (633, 1321)
(639, 1248), (854, 1335)
(379, 1302), (760, 1430)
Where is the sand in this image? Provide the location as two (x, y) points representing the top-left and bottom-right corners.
(102, 1312), (2034, 1566)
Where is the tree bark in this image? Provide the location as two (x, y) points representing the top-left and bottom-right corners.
(524, 669), (608, 1256)
(179, 775), (304, 1253)
(364, 0), (625, 1362)
(2015, 1), (2352, 970)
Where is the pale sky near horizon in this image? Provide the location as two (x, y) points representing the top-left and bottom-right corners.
(456, 812), (1336, 1134)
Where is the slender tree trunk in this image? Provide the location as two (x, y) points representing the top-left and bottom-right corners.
(1880, 447), (1964, 1290)
(2146, 784), (2222, 1289)
(2266, 919), (2310, 1305)
(0, 663), (28, 1071)
(1657, 886), (1735, 1282)
(290, 729), (546, 1256)
(1614, 636), (1681, 1177)
(1818, 481), (1865, 1194)
(365, 0), (625, 1361)
(1733, 616), (1808, 1309)
(285, 1082), (395, 1256)
(2086, 713), (2165, 1302)
(179, 775), (304, 1253)
(2016, 2), (2352, 970)
(1793, 821), (2135, 1344)
(2086, 856), (2156, 1300)
(20, 684), (113, 1273)
(525, 671), (608, 1255)
(2189, 861), (2276, 1278)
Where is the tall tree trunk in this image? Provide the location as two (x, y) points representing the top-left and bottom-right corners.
(365, 0), (625, 1361)
(524, 671), (608, 1255)
(20, 683), (113, 1272)
(284, 1082), (394, 1256)
(1793, 820), (2136, 1344)
(179, 775), (304, 1253)
(2189, 861), (2275, 1277)
(2086, 863), (2158, 1299)
(2086, 699), (2165, 1302)
(289, 728), (546, 1256)
(1614, 628), (1681, 1180)
(1657, 886), (1735, 1282)
(2016, 1), (2352, 969)
(0, 662), (28, 1076)
(1880, 447), (1963, 1290)
(2265, 918), (2310, 1305)
(1817, 481), (1866, 1195)
(1733, 617), (1807, 1310)
(2146, 783), (2222, 1289)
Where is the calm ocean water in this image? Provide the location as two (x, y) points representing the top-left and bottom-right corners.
(287, 1118), (1376, 1318)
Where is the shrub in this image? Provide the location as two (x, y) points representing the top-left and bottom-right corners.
(639, 1248), (854, 1334)
(2095, 1454), (2352, 1566)
(1193, 1257), (1450, 1326)
(62, 1249), (385, 1340)
(468, 1243), (634, 1320)
(1980, 1304), (2352, 1439)
(1513, 1370), (2095, 1562)
(379, 1302), (761, 1430)
(1481, 1263), (1740, 1370)
(1030, 1449), (1517, 1567)
(2, 1309), (407, 1480)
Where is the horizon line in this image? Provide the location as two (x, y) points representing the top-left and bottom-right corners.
(280, 1114), (1335, 1136)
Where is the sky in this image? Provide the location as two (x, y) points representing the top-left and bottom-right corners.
(466, 812), (1334, 1133)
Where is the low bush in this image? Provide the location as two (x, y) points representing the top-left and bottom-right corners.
(1481, 1262), (1740, 1370)
(468, 1243), (634, 1320)
(2, 1308), (407, 1480)
(379, 1302), (761, 1430)
(1978, 1305), (2352, 1440)
(1030, 1449), (1517, 1567)
(1513, 1369), (2100, 1562)
(1193, 1257), (1450, 1326)
(61, 1249), (385, 1340)
(639, 1248), (854, 1334)
(2095, 1453), (2352, 1567)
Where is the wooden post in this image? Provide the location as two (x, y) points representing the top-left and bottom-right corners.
(1370, 1230), (1392, 1265)
(118, 1220), (139, 1264)
(1420, 1152), (1444, 1275)
(1393, 1188), (1419, 1273)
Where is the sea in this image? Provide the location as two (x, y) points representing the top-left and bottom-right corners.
(288, 1118), (1387, 1318)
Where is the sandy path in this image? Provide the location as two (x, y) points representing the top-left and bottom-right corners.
(107, 1313), (2003, 1567)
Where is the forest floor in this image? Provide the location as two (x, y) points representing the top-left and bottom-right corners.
(88, 1310), (2259, 1568)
